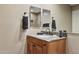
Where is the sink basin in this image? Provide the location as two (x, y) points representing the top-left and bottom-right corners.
(28, 34), (64, 42)
(36, 35), (59, 40)
(36, 35), (52, 38)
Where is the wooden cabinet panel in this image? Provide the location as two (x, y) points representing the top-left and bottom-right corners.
(30, 37), (42, 46)
(34, 44), (43, 54)
(48, 41), (59, 54)
(29, 42), (43, 54)
(42, 42), (48, 54)
(58, 39), (66, 54)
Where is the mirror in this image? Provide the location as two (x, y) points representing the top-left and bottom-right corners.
(42, 9), (51, 30)
(30, 6), (41, 28)
(42, 9), (51, 25)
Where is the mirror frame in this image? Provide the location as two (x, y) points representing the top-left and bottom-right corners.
(29, 6), (41, 28)
(41, 9), (51, 30)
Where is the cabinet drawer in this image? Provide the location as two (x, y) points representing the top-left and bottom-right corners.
(27, 36), (48, 46)
(29, 37), (42, 46)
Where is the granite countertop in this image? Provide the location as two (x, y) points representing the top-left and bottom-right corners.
(27, 34), (66, 42)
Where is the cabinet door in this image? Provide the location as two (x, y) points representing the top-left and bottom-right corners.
(58, 39), (66, 54)
(29, 42), (43, 54)
(27, 42), (30, 54)
(48, 41), (59, 54)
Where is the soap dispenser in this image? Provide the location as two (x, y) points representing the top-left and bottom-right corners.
(59, 30), (63, 37)
(63, 30), (67, 37)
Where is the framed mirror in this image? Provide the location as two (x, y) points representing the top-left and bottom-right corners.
(42, 9), (51, 30)
(29, 6), (41, 28)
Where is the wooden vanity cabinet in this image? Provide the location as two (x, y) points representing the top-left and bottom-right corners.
(26, 36), (48, 54)
(58, 39), (66, 53)
(25, 36), (66, 54)
(48, 39), (66, 54)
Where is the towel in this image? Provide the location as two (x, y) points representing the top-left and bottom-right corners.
(22, 16), (28, 30)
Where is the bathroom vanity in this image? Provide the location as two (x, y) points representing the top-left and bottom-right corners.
(24, 5), (67, 54)
(24, 35), (66, 54)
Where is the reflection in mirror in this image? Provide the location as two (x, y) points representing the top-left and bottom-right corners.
(42, 9), (51, 22)
(42, 9), (51, 31)
(30, 6), (41, 28)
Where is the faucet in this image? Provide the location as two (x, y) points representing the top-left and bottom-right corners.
(45, 27), (50, 34)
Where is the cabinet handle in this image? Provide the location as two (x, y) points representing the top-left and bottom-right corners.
(43, 44), (46, 46)
(32, 45), (36, 47)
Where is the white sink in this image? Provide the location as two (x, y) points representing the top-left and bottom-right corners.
(36, 35), (53, 38)
(28, 34), (65, 42)
(35, 35), (60, 41)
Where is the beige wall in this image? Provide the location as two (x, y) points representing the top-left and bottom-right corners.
(0, 4), (30, 53)
(52, 5), (72, 32)
(72, 6), (79, 33)
(66, 6), (79, 54)
(0, 4), (72, 53)
(67, 34), (79, 54)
